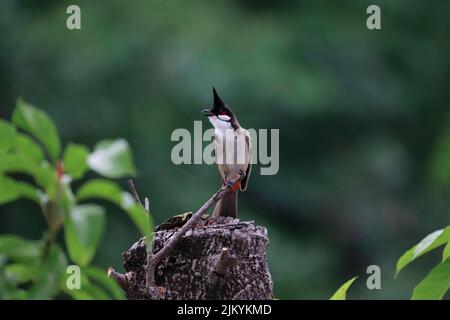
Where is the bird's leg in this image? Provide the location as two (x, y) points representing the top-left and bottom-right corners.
(222, 178), (233, 187)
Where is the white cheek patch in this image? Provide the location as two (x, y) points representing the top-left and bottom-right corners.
(209, 116), (232, 130)
(217, 114), (231, 121)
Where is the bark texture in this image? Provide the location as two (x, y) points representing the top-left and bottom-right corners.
(121, 219), (273, 300)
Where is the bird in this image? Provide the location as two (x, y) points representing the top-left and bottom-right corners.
(202, 88), (252, 218)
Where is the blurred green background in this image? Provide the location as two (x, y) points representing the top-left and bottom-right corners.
(1, 0), (450, 299)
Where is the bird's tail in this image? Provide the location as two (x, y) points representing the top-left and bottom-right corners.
(213, 190), (238, 218)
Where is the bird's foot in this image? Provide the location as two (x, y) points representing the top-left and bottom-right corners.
(223, 178), (240, 192)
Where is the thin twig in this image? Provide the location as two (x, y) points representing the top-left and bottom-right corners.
(145, 175), (242, 287)
(126, 179), (155, 287)
(128, 179), (143, 208)
(108, 179), (152, 291)
(107, 267), (131, 291)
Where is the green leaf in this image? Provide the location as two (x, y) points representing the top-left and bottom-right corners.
(0, 235), (41, 263)
(61, 265), (89, 299)
(8, 289), (28, 300)
(85, 266), (125, 300)
(76, 179), (123, 204)
(59, 177), (76, 220)
(63, 143), (89, 180)
(82, 283), (110, 300)
(0, 175), (39, 204)
(27, 244), (67, 299)
(64, 204), (106, 267)
(413, 228), (449, 258)
(127, 203), (152, 237)
(443, 242), (450, 262)
(4, 263), (35, 284)
(13, 133), (45, 162)
(87, 139), (136, 178)
(12, 99), (61, 161)
(64, 288), (94, 300)
(76, 179), (152, 237)
(64, 283), (111, 300)
(396, 226), (450, 276)
(0, 119), (16, 153)
(411, 258), (450, 300)
(330, 277), (357, 300)
(0, 154), (54, 189)
(62, 266), (110, 300)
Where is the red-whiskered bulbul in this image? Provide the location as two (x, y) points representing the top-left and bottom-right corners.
(202, 88), (252, 218)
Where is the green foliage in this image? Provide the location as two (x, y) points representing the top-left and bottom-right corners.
(443, 242), (450, 262)
(395, 226), (450, 277)
(12, 99), (61, 162)
(329, 277), (357, 300)
(84, 266), (125, 300)
(60, 265), (125, 300)
(76, 179), (152, 236)
(87, 139), (136, 178)
(27, 245), (67, 300)
(0, 235), (41, 263)
(0, 153), (54, 189)
(0, 175), (39, 204)
(65, 204), (106, 267)
(0, 100), (152, 299)
(333, 227), (450, 300)
(0, 120), (16, 153)
(63, 144), (89, 180)
(14, 133), (46, 162)
(411, 258), (450, 300)
(395, 226), (450, 300)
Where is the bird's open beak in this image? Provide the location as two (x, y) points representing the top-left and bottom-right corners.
(201, 109), (213, 117)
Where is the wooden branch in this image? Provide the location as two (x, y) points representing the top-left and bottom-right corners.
(145, 174), (243, 288)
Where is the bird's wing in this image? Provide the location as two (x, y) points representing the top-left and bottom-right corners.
(240, 133), (252, 191)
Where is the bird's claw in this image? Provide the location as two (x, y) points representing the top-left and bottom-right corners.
(224, 179), (234, 188)
(223, 178), (240, 192)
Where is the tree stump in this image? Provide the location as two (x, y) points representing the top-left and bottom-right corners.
(120, 219), (273, 300)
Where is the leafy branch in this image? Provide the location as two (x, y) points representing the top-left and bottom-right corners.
(330, 225), (450, 300)
(0, 99), (152, 299)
